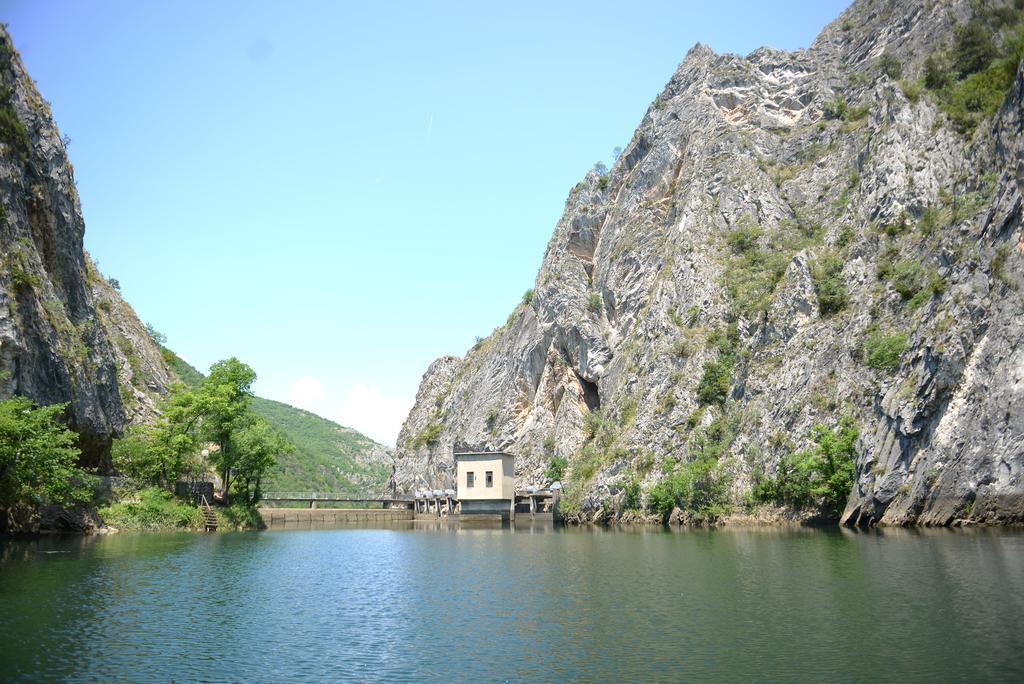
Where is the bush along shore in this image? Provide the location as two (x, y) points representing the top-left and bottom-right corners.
(1, 357), (287, 535)
(558, 417), (859, 528)
(97, 486), (263, 533)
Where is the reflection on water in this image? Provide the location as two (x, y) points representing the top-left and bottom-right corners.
(2, 525), (1023, 681)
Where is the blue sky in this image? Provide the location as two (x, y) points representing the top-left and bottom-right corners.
(5, 0), (847, 445)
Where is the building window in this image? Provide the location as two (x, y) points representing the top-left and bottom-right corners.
(485, 471), (494, 487)
(466, 471), (475, 488)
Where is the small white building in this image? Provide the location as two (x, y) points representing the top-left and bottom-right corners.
(454, 451), (514, 517)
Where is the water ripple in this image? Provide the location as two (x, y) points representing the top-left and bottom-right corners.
(1, 526), (1023, 681)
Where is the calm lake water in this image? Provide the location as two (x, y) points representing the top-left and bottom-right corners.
(2, 523), (1023, 682)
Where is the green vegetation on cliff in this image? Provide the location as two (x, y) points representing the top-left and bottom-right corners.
(753, 419), (859, 519)
(696, 328), (737, 406)
(649, 410), (737, 522)
(863, 331), (908, 372)
(811, 253), (849, 316)
(649, 456), (731, 522)
(922, 10), (1024, 133)
(0, 32), (30, 161)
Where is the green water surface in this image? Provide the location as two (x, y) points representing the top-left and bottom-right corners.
(1, 524), (1022, 682)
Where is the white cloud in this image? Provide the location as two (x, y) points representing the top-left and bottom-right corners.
(287, 376), (326, 411)
(336, 382), (413, 447)
(282, 377), (411, 447)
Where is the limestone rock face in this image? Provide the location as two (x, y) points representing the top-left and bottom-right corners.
(395, 0), (1024, 525)
(0, 28), (174, 469)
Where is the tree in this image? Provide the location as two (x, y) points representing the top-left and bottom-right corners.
(230, 416), (292, 504)
(111, 426), (163, 484)
(111, 421), (197, 487)
(878, 51), (902, 79)
(109, 356), (284, 507)
(812, 253), (849, 316)
(697, 356), (733, 405)
(923, 55), (950, 90)
(954, 21), (997, 78)
(807, 419), (858, 517)
(134, 357), (256, 503)
(0, 397), (90, 513)
(545, 455), (567, 481)
(196, 358), (257, 504)
(144, 322), (167, 345)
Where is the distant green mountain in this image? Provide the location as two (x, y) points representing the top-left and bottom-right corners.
(249, 396), (391, 493)
(160, 347), (391, 495)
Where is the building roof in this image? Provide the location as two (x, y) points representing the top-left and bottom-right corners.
(453, 451), (513, 458)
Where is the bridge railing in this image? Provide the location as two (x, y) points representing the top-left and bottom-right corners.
(261, 492), (413, 501)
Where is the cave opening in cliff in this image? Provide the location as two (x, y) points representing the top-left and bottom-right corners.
(576, 373), (600, 413)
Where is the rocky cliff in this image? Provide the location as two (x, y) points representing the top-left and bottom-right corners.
(0, 28), (175, 469)
(394, 0), (1024, 526)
